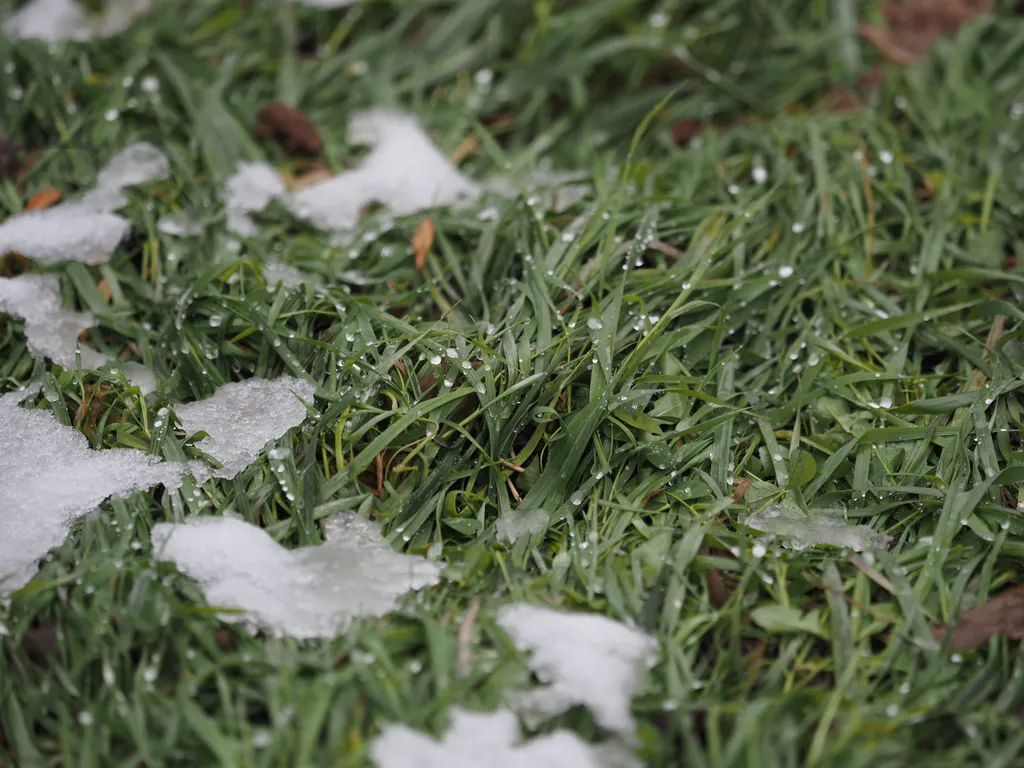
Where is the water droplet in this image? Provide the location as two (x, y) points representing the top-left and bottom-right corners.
(104, 108), (120, 121)
(587, 317), (603, 330)
(778, 265), (793, 278)
(885, 704), (899, 718)
(791, 222), (805, 235)
(751, 541), (767, 558)
(879, 150), (894, 165)
(752, 166), (768, 185)
(78, 710), (94, 727)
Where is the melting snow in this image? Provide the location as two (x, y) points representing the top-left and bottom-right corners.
(0, 274), (157, 391)
(743, 505), (892, 552)
(175, 377), (314, 480)
(0, 390), (181, 594)
(0, 143), (169, 265)
(3, 0), (151, 41)
(496, 604), (656, 738)
(289, 109), (479, 230)
(151, 511), (443, 639)
(370, 708), (637, 768)
(485, 168), (592, 214)
(225, 110), (479, 236)
(262, 261), (310, 288)
(0, 274), (108, 368)
(224, 162), (289, 236)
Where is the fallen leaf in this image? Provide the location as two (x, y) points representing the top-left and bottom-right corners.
(859, 0), (990, 66)
(932, 583), (1024, 650)
(413, 218), (435, 272)
(25, 187), (62, 210)
(255, 102), (323, 157)
(97, 278), (112, 302)
(449, 134), (479, 166)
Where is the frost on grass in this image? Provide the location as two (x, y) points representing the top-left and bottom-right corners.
(370, 708), (637, 768)
(0, 274), (156, 390)
(743, 505), (893, 552)
(150, 511), (443, 639)
(3, 0), (151, 42)
(0, 143), (169, 265)
(224, 162), (289, 236)
(496, 604), (657, 738)
(174, 377), (314, 480)
(0, 390), (180, 594)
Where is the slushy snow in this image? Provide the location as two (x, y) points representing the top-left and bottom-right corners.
(370, 708), (636, 768)
(151, 511), (443, 639)
(174, 377), (315, 480)
(496, 604), (656, 738)
(743, 505), (893, 552)
(0, 143), (169, 265)
(0, 390), (181, 594)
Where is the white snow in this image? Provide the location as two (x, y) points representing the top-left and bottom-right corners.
(4, 0), (151, 42)
(496, 604), (656, 738)
(289, 109), (480, 230)
(370, 708), (637, 768)
(0, 389), (181, 594)
(0, 274), (108, 368)
(151, 511), (443, 639)
(174, 377), (315, 480)
(0, 273), (157, 391)
(743, 505), (892, 552)
(0, 143), (169, 265)
(225, 109), (479, 236)
(224, 162), (289, 237)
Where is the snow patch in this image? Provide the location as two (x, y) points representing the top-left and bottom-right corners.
(151, 511), (443, 639)
(743, 505), (892, 552)
(497, 604), (656, 738)
(0, 143), (169, 265)
(225, 110), (478, 236)
(0, 273), (156, 391)
(3, 0), (151, 42)
(174, 377), (314, 480)
(224, 162), (289, 237)
(0, 390), (181, 594)
(289, 109), (480, 230)
(370, 708), (636, 768)
(0, 274), (107, 368)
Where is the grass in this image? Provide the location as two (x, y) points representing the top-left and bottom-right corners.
(3, 0), (1024, 765)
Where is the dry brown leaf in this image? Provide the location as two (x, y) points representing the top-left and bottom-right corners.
(413, 217), (435, 273)
(25, 187), (63, 210)
(449, 134), (479, 166)
(859, 0), (990, 66)
(255, 102), (323, 157)
(97, 278), (112, 302)
(932, 583), (1024, 650)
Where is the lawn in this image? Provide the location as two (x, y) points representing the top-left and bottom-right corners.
(3, 1), (1024, 766)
